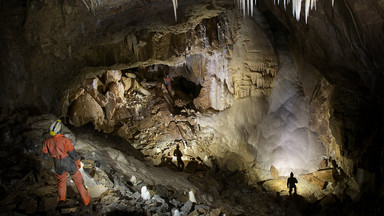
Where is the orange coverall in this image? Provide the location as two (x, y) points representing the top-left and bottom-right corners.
(43, 134), (90, 205)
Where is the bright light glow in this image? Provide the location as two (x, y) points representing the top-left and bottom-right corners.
(251, 46), (325, 175)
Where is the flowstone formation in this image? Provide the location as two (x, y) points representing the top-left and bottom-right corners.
(252, 37), (325, 177)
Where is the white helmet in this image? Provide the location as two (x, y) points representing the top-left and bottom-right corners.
(49, 119), (62, 136)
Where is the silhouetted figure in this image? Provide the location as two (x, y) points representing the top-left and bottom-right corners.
(173, 144), (184, 171)
(287, 172), (298, 196)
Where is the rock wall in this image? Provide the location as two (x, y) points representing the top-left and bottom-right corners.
(258, 0), (384, 181)
(0, 0), (278, 114)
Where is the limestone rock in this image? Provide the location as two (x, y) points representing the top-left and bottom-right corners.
(319, 159), (328, 170)
(208, 208), (221, 216)
(90, 91), (108, 107)
(117, 124), (135, 140)
(134, 80), (151, 96)
(69, 93), (105, 127)
(68, 88), (85, 103)
(97, 119), (117, 133)
(262, 179), (286, 192)
(313, 169), (335, 182)
(270, 165), (279, 179)
(194, 76), (234, 111)
(105, 91), (117, 120)
(113, 105), (132, 122)
(80, 168), (108, 199)
(104, 70), (122, 85)
(302, 173), (326, 189)
(181, 200), (194, 214)
(84, 76), (105, 93)
(88, 184), (108, 199)
(108, 82), (125, 102)
(187, 210), (200, 216)
(125, 73), (136, 79)
(121, 76), (133, 91)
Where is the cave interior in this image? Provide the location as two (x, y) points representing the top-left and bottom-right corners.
(0, 0), (383, 215)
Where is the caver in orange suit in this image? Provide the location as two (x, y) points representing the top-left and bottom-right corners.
(42, 120), (90, 206)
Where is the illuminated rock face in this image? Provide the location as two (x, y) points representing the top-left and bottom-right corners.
(252, 46), (324, 176)
(67, 70), (151, 133)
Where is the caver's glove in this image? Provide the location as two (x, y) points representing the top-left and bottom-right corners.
(75, 160), (81, 169)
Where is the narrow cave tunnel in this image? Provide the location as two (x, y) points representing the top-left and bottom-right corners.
(0, 0), (383, 215)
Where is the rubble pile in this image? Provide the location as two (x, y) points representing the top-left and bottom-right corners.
(0, 114), (289, 216)
(64, 70), (152, 134)
(0, 112), (374, 215)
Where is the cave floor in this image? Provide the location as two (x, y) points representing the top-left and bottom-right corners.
(0, 115), (362, 216)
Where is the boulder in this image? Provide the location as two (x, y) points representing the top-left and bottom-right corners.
(121, 77), (133, 91)
(125, 72), (136, 79)
(319, 158), (328, 169)
(68, 88), (85, 103)
(262, 179), (286, 192)
(89, 91), (108, 107)
(195, 204), (209, 214)
(134, 80), (151, 96)
(187, 210), (200, 216)
(208, 208), (221, 216)
(313, 169), (335, 182)
(270, 165), (279, 179)
(181, 200), (194, 214)
(104, 70), (122, 85)
(105, 91), (117, 120)
(302, 173), (326, 189)
(108, 82), (125, 102)
(84, 76), (105, 93)
(69, 93), (105, 127)
(112, 105), (132, 122)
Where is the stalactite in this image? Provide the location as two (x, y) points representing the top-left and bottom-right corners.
(305, 0), (310, 23)
(233, 0), (334, 23)
(243, 0), (246, 18)
(172, 0), (178, 21)
(171, 0), (332, 23)
(251, 0), (254, 17)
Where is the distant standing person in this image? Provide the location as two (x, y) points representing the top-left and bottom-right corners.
(287, 172), (298, 196)
(164, 75), (172, 94)
(173, 144), (184, 171)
